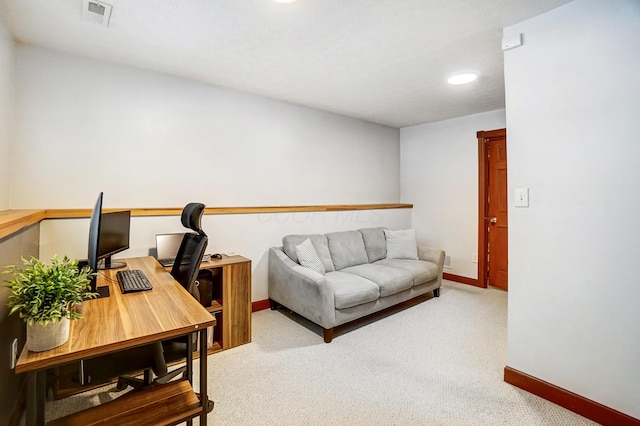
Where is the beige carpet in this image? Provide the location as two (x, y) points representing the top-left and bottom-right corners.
(38, 281), (597, 425)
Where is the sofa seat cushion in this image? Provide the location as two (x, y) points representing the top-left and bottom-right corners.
(326, 231), (369, 271)
(325, 271), (380, 309)
(374, 259), (439, 286)
(341, 264), (413, 297)
(283, 234), (335, 272)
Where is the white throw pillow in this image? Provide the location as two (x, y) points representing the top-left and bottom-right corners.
(384, 229), (419, 260)
(295, 238), (326, 274)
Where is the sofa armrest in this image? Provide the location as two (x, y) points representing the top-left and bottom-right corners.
(418, 246), (445, 284)
(268, 247), (336, 329)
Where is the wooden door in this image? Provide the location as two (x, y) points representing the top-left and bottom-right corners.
(477, 129), (508, 290)
(488, 133), (508, 289)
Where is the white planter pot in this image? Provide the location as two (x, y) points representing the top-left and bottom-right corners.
(26, 317), (70, 352)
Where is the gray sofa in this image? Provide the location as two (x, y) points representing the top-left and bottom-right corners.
(268, 227), (445, 342)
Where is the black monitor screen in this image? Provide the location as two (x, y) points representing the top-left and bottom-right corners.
(98, 210), (130, 270)
(87, 192), (110, 297)
(87, 192), (103, 277)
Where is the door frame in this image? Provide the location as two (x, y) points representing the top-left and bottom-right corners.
(477, 128), (506, 289)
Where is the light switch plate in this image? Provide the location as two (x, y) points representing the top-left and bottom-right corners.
(515, 187), (529, 207)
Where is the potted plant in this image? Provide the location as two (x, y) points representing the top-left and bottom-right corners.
(4, 255), (97, 352)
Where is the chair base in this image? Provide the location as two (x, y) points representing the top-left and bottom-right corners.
(116, 366), (186, 391)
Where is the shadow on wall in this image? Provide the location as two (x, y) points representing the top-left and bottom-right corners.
(0, 224), (40, 426)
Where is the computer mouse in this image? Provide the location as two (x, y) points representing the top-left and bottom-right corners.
(211, 253), (222, 259)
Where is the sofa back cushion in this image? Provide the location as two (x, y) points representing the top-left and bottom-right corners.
(358, 227), (387, 263)
(384, 228), (419, 260)
(283, 234), (335, 272)
(326, 231), (369, 271)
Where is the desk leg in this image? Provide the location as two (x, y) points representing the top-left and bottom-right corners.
(199, 328), (208, 426)
(186, 333), (193, 383)
(26, 370), (45, 426)
(186, 334), (194, 426)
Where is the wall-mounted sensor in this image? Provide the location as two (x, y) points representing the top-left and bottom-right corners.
(82, 0), (112, 27)
(502, 33), (523, 51)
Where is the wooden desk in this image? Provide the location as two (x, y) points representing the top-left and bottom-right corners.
(15, 256), (216, 426)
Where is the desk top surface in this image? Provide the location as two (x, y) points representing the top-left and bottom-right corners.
(15, 256), (216, 374)
(194, 254), (251, 269)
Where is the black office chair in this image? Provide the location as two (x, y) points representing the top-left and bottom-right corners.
(170, 202), (209, 295)
(83, 203), (209, 391)
(117, 202), (209, 390)
(151, 203), (210, 373)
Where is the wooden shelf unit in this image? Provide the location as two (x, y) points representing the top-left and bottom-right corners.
(196, 255), (252, 355)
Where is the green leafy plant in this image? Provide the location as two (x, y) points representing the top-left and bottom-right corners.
(4, 256), (98, 326)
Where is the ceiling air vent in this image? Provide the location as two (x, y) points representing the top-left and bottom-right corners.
(82, 0), (112, 27)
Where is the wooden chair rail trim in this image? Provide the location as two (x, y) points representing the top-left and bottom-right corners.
(0, 209), (46, 240)
(0, 204), (412, 240)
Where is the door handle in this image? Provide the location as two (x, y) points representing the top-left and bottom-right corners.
(490, 217), (497, 224)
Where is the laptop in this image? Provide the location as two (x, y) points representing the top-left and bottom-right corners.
(155, 233), (186, 267)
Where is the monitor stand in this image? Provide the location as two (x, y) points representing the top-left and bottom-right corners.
(88, 274), (111, 299)
(99, 256), (127, 270)
(87, 282), (110, 299)
(95, 286), (110, 299)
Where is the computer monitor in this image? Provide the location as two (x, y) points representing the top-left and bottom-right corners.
(98, 210), (131, 270)
(87, 192), (110, 298)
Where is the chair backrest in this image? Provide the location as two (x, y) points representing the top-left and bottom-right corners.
(170, 234), (208, 292)
(181, 202), (206, 236)
(170, 203), (208, 292)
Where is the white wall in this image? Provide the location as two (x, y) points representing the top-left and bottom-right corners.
(12, 45), (400, 208)
(400, 110), (506, 279)
(0, 19), (12, 210)
(504, 0), (640, 418)
(40, 209), (412, 301)
(13, 45), (407, 301)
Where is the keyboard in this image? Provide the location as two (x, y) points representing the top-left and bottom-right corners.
(116, 269), (153, 293)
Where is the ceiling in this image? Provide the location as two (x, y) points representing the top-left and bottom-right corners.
(0, 0), (571, 128)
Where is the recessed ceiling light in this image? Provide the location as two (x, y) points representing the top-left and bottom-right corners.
(447, 73), (478, 85)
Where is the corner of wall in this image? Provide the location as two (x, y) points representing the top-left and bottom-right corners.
(0, 17), (15, 210)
